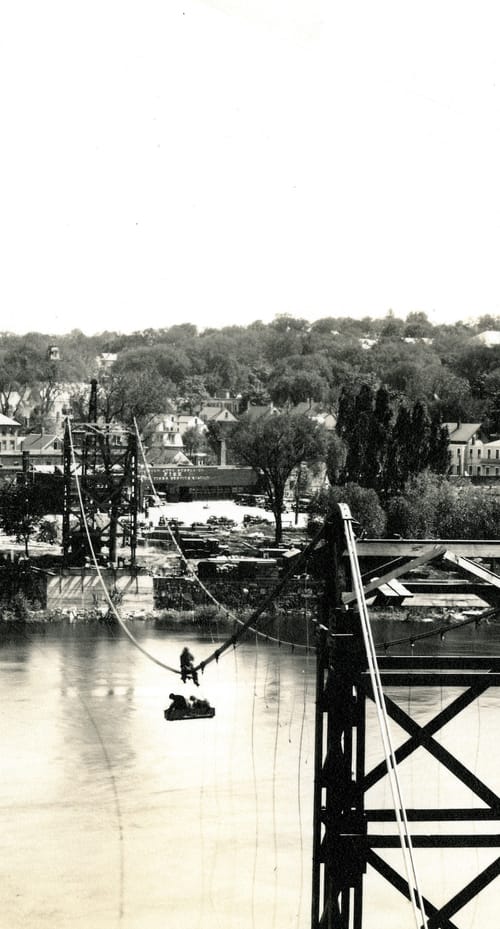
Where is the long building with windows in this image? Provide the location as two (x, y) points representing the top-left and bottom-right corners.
(143, 465), (258, 502)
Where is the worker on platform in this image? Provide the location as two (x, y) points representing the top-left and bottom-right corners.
(189, 695), (210, 712)
(166, 693), (189, 718)
(180, 646), (199, 686)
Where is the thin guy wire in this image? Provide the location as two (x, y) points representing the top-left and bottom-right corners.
(344, 510), (429, 929)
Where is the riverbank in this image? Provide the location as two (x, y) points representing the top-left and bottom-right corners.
(1, 602), (485, 632)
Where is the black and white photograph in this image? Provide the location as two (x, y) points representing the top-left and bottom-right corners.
(1, 1), (500, 927)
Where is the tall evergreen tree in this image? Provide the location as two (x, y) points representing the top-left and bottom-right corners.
(343, 384), (374, 485)
(428, 413), (451, 474)
(385, 406), (413, 495)
(366, 386), (393, 490)
(411, 400), (431, 474)
(335, 387), (356, 442)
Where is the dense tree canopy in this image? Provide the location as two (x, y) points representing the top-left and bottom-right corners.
(0, 311), (498, 451)
(386, 473), (500, 540)
(336, 384), (450, 497)
(2, 312), (500, 540)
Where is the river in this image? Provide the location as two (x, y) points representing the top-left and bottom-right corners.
(1, 617), (499, 929)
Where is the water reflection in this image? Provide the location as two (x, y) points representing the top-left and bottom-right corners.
(0, 619), (499, 928)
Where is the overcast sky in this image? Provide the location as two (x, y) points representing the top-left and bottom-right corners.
(1, 0), (500, 335)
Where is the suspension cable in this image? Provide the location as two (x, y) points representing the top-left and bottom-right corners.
(134, 419), (323, 661)
(341, 504), (429, 929)
(381, 607), (498, 651)
(66, 419), (181, 676)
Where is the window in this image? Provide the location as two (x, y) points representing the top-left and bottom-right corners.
(488, 450), (491, 459)
(478, 449), (481, 458)
(496, 450), (499, 459)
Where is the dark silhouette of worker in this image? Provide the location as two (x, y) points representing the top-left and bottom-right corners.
(189, 695), (210, 712)
(166, 693), (189, 718)
(180, 647), (199, 686)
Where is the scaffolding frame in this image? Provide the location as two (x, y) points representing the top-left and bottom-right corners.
(62, 419), (139, 567)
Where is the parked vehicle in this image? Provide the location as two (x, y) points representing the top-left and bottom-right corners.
(234, 493), (257, 506)
(207, 515), (237, 528)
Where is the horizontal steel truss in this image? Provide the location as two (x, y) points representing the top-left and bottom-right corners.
(312, 652), (500, 929)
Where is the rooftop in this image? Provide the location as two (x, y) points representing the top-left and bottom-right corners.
(444, 423), (482, 443)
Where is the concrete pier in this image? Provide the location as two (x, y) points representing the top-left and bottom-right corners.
(46, 568), (154, 613)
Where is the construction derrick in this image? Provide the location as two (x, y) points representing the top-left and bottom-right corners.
(311, 506), (500, 928)
(62, 419), (139, 567)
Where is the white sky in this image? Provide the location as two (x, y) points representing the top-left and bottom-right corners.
(1, 0), (500, 335)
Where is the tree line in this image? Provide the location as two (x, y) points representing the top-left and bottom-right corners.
(2, 311), (500, 544)
(2, 311), (500, 430)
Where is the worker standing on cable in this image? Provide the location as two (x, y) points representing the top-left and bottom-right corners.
(180, 646), (199, 686)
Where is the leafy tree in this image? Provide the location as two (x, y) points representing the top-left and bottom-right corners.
(179, 376), (210, 414)
(477, 314), (500, 331)
(239, 370), (271, 409)
(378, 311), (405, 340)
(229, 412), (327, 542)
(156, 346), (191, 386)
(268, 368), (328, 406)
(325, 432), (348, 484)
(0, 354), (24, 417)
(96, 367), (168, 432)
(386, 473), (500, 540)
(430, 371), (471, 421)
(403, 311), (433, 339)
(0, 479), (47, 555)
(386, 473), (448, 538)
(266, 315), (310, 362)
(182, 425), (208, 459)
(437, 486), (500, 539)
(309, 483), (386, 537)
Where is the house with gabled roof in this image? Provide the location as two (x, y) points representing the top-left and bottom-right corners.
(444, 422), (484, 476)
(145, 446), (192, 467)
(291, 401), (337, 431)
(176, 414), (206, 435)
(21, 433), (63, 469)
(199, 406), (238, 426)
(242, 403), (279, 423)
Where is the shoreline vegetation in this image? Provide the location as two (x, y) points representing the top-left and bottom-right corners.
(0, 602), (487, 628)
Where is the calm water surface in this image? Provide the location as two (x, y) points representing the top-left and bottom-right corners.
(1, 618), (500, 929)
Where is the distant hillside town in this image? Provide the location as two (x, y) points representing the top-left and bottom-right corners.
(1, 312), (500, 487)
